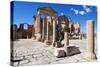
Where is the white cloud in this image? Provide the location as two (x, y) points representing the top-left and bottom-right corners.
(74, 9), (79, 15)
(61, 12), (64, 15)
(70, 5), (92, 15)
(79, 11), (86, 15)
(86, 8), (91, 13)
(83, 5), (91, 13)
(71, 8), (79, 15)
(71, 8), (74, 10)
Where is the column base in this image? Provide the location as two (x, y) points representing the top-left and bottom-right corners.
(85, 52), (97, 61)
(52, 42), (56, 47)
(31, 37), (36, 40)
(41, 39), (45, 42)
(55, 41), (63, 48)
(45, 40), (51, 45)
(35, 33), (41, 41)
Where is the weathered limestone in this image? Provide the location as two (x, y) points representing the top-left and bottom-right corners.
(64, 31), (69, 56)
(74, 23), (80, 34)
(41, 18), (45, 42)
(79, 33), (82, 40)
(54, 47), (66, 58)
(52, 17), (56, 46)
(65, 46), (81, 56)
(45, 16), (51, 45)
(34, 15), (42, 41)
(54, 30), (70, 58)
(64, 31), (69, 47)
(69, 23), (72, 33)
(85, 20), (96, 61)
(55, 41), (62, 48)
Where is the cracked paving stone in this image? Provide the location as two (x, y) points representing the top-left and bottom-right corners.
(12, 39), (97, 66)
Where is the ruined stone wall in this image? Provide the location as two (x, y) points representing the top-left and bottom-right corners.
(69, 23), (80, 34)
(73, 23), (80, 34)
(11, 23), (34, 40)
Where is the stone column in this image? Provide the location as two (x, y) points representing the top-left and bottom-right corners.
(42, 18), (45, 42)
(34, 15), (41, 41)
(52, 17), (56, 46)
(47, 21), (50, 41)
(64, 31), (69, 47)
(79, 33), (82, 40)
(27, 36), (28, 39)
(45, 16), (51, 45)
(85, 20), (96, 61)
(69, 23), (72, 33)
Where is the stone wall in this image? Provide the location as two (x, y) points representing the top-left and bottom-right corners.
(11, 23), (34, 40)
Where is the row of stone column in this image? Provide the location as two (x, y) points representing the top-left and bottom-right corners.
(34, 15), (97, 60)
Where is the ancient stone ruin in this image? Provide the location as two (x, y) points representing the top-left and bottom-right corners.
(11, 23), (34, 41)
(11, 7), (96, 60)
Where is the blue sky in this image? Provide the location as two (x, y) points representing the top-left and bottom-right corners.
(11, 1), (97, 32)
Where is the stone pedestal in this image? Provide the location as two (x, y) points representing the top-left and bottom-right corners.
(85, 20), (97, 61)
(54, 47), (66, 58)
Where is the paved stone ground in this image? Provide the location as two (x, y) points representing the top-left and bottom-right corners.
(12, 39), (97, 66)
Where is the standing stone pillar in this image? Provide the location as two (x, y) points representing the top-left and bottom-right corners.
(42, 18), (45, 42)
(63, 29), (69, 54)
(85, 20), (96, 61)
(27, 36), (28, 39)
(52, 17), (56, 46)
(45, 16), (51, 45)
(69, 23), (72, 33)
(64, 31), (69, 47)
(34, 15), (41, 41)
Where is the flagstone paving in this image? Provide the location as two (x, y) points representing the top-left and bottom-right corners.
(12, 39), (97, 66)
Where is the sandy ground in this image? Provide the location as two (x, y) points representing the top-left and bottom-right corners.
(12, 38), (97, 66)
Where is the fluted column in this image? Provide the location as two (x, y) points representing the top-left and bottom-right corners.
(85, 20), (96, 61)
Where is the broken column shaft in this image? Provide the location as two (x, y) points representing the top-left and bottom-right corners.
(64, 31), (69, 47)
(86, 20), (96, 60)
